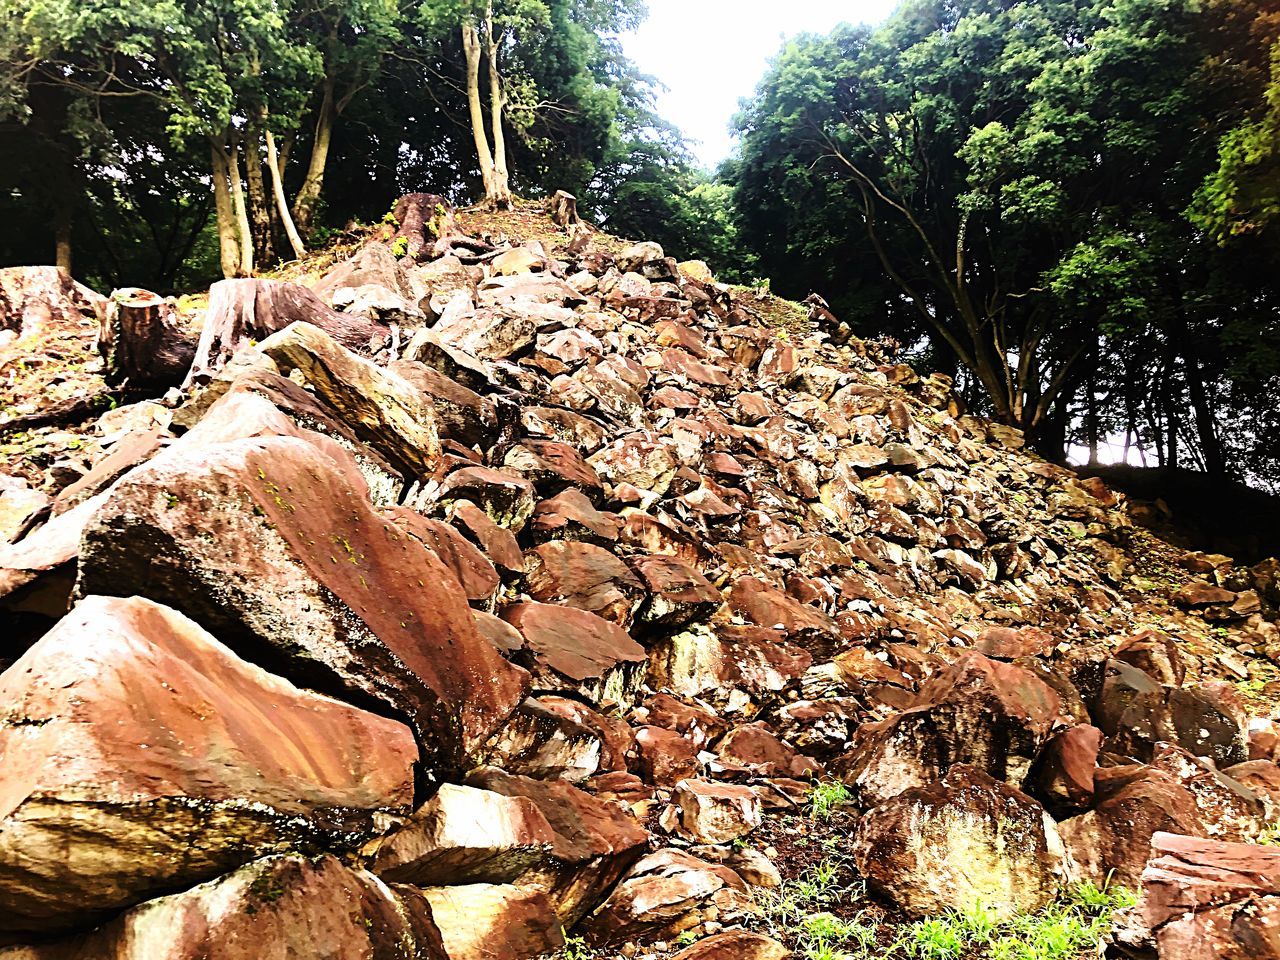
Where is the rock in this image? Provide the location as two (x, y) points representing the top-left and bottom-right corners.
(0, 596), (417, 935)
(673, 779), (763, 844)
(365, 783), (557, 886)
(584, 848), (749, 945)
(503, 601), (647, 702)
(716, 723), (824, 779)
(438, 466), (537, 531)
(1032, 724), (1102, 816)
(648, 625), (812, 713)
(78, 435), (528, 776)
(1060, 765), (1207, 887)
(523, 540), (645, 625)
(480, 697), (605, 781)
(0, 476), (48, 545)
(1140, 833), (1280, 960)
(0, 855), (448, 959)
(852, 765), (1075, 921)
(617, 241), (665, 272)
(387, 360), (502, 449)
(633, 725), (701, 786)
(464, 767), (648, 924)
(255, 320), (441, 479)
(1114, 630), (1185, 687)
(630, 555), (723, 631)
(667, 932), (790, 960)
(840, 653), (1066, 807)
(531, 488), (623, 543)
(419, 884), (564, 960)
(388, 507), (500, 602)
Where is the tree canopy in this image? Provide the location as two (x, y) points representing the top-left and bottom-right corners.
(732, 0), (1280, 488)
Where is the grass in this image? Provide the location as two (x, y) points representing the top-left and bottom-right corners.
(808, 780), (854, 819)
(756, 871), (1136, 960)
(1258, 823), (1280, 846)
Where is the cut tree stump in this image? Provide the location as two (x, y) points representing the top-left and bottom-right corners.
(98, 288), (195, 390)
(546, 190), (580, 227)
(0, 266), (106, 343)
(391, 194), (494, 262)
(186, 279), (382, 386)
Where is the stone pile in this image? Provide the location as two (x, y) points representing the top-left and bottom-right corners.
(1, 198), (1279, 958)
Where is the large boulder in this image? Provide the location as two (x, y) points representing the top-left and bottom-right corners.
(1139, 833), (1280, 959)
(0, 855), (447, 959)
(77, 434), (528, 777)
(418, 884), (565, 960)
(0, 596), (417, 935)
(648, 625), (811, 714)
(256, 321), (443, 480)
(852, 765), (1075, 920)
(839, 653), (1067, 807)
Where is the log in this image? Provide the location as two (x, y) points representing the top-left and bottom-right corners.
(186, 279), (383, 386)
(98, 288), (196, 389)
(390, 193), (494, 262)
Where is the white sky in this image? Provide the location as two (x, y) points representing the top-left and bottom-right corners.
(622, 0), (902, 168)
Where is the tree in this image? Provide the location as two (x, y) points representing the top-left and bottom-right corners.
(733, 0), (1280, 480)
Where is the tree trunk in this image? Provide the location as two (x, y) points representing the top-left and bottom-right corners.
(264, 124), (307, 261)
(293, 75), (336, 237)
(209, 142), (241, 279)
(98, 288), (196, 389)
(227, 142), (255, 277)
(390, 193), (494, 262)
(1185, 350), (1224, 477)
(243, 120), (275, 265)
(483, 9), (512, 209)
(462, 20), (497, 202)
(54, 203), (72, 274)
(187, 278), (382, 386)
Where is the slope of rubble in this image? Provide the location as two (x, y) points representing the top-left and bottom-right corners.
(2, 195), (1280, 960)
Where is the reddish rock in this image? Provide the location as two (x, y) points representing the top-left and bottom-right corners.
(668, 932), (789, 960)
(853, 766), (1075, 920)
(437, 466), (537, 531)
(0, 855), (447, 959)
(465, 767), (648, 924)
(1060, 765), (1207, 887)
(642, 693), (729, 748)
(449, 499), (526, 572)
(588, 433), (680, 494)
(1033, 724), (1102, 815)
(0, 596), (417, 934)
(1140, 833), (1280, 960)
(481, 697), (605, 782)
(673, 779), (763, 844)
(420, 884), (565, 960)
(524, 540), (645, 625)
(1114, 630), (1185, 687)
(1174, 580), (1237, 607)
(840, 654), (1066, 807)
(648, 625), (812, 712)
(78, 435), (528, 775)
(633, 725), (701, 786)
(387, 507), (499, 601)
(584, 849), (749, 945)
(503, 601), (647, 702)
(716, 723), (824, 779)
(632, 555), (723, 631)
(530, 487), (623, 543)
(726, 576), (839, 647)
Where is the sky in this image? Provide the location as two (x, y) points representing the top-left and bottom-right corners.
(621, 0), (901, 169)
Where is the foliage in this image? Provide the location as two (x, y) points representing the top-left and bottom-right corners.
(807, 780), (854, 820)
(731, 0), (1280, 489)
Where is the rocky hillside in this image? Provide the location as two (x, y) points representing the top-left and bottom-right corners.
(2, 194), (1280, 960)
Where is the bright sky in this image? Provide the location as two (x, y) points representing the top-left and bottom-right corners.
(622, 0), (902, 169)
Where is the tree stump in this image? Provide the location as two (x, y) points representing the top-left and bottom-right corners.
(546, 190), (580, 228)
(99, 288), (196, 389)
(186, 279), (383, 386)
(0, 266), (106, 343)
(390, 194), (494, 262)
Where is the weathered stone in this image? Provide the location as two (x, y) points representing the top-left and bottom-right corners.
(257, 321), (442, 479)
(524, 540), (645, 624)
(503, 601), (647, 702)
(464, 767), (648, 924)
(0, 855), (447, 960)
(633, 725), (701, 786)
(438, 466), (537, 531)
(673, 779), (763, 844)
(0, 596), (417, 934)
(853, 765), (1075, 921)
(480, 697), (604, 782)
(78, 435), (528, 776)
(840, 653), (1066, 807)
(716, 723), (824, 779)
(1139, 833), (1280, 960)
(648, 625), (812, 713)
(584, 849), (749, 945)
(531, 488), (623, 543)
(667, 932), (789, 960)
(419, 884), (564, 960)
